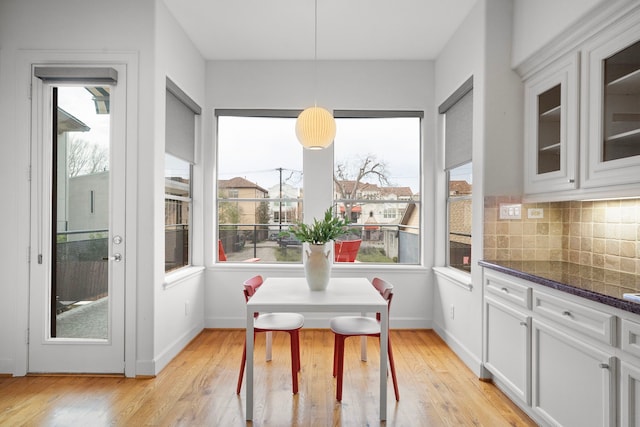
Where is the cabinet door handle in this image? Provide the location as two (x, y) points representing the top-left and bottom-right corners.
(562, 310), (571, 317)
(519, 321), (528, 327)
(599, 363), (609, 369)
(568, 178), (575, 183)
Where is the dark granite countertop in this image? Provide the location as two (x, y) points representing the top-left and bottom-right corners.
(479, 260), (640, 315)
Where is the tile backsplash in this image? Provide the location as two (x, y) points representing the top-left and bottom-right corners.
(484, 196), (640, 274)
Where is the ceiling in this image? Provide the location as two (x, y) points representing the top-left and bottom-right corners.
(162, 0), (477, 61)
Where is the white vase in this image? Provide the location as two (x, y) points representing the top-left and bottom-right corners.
(303, 242), (332, 291)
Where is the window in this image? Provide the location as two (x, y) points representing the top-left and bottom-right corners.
(165, 154), (191, 272)
(333, 112), (422, 264)
(440, 77), (473, 273)
(164, 79), (200, 273)
(216, 111), (302, 263)
(447, 163), (472, 272)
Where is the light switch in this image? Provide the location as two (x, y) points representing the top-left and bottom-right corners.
(499, 203), (522, 220)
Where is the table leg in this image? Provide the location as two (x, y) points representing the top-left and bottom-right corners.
(266, 331), (272, 361)
(379, 309), (388, 420)
(360, 312), (367, 361)
(246, 310), (254, 420)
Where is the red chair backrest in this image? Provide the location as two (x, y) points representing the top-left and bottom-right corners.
(218, 240), (227, 262)
(371, 277), (394, 321)
(243, 275), (264, 302)
(334, 239), (362, 262)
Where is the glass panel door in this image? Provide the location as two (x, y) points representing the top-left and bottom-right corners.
(53, 86), (111, 339)
(537, 84), (561, 174)
(602, 39), (640, 162)
(29, 65), (126, 374)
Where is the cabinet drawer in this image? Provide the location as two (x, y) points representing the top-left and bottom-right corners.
(532, 290), (616, 345)
(485, 271), (532, 309)
(621, 318), (640, 359)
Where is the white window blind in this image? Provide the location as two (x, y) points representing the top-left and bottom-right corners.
(165, 78), (201, 164)
(34, 66), (118, 84)
(440, 77), (473, 170)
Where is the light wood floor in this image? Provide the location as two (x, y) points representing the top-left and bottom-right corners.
(0, 329), (535, 426)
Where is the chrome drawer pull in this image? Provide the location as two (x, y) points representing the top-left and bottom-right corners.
(501, 287), (509, 293)
(562, 311), (571, 317)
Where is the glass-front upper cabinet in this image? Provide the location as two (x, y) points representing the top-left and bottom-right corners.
(524, 53), (579, 194)
(582, 16), (640, 189)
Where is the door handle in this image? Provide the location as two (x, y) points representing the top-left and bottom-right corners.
(102, 253), (122, 262)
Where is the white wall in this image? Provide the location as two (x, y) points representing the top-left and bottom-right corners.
(433, 0), (487, 376)
(511, 0), (607, 67)
(204, 60), (435, 329)
(431, 0), (523, 376)
(0, 0), (205, 377)
(151, 1), (206, 375)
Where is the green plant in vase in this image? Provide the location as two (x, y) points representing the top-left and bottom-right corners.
(284, 207), (350, 291)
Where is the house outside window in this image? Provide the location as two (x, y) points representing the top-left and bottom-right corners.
(447, 163), (472, 272)
(216, 111), (302, 263)
(440, 77), (473, 273)
(165, 154), (191, 272)
(333, 112), (422, 264)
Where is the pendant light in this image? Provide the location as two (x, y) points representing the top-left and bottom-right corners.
(295, 0), (336, 150)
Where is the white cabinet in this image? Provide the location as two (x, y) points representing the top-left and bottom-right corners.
(532, 318), (616, 427)
(485, 296), (531, 404)
(481, 268), (629, 426)
(483, 271), (533, 406)
(524, 53), (579, 194)
(621, 361), (640, 426)
(521, 4), (640, 200)
(620, 318), (640, 426)
(581, 11), (640, 189)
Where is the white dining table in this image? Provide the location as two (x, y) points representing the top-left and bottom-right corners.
(244, 277), (389, 420)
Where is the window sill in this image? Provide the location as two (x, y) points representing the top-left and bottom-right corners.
(163, 266), (205, 290)
(432, 266), (473, 292)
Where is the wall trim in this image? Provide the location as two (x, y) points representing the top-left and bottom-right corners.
(433, 323), (483, 377)
(152, 323), (204, 375)
(205, 316), (430, 330)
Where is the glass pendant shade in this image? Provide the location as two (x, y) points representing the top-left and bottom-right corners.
(296, 106), (336, 149)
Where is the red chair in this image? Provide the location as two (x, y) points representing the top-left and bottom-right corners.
(218, 239), (260, 262)
(330, 277), (399, 402)
(334, 239), (361, 262)
(236, 275), (304, 394)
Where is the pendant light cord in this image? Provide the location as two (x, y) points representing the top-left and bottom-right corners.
(313, 0), (318, 107)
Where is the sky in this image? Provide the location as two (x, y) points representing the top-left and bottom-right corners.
(217, 116), (422, 194)
(57, 86), (110, 149)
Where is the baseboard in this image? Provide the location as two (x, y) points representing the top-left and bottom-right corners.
(145, 323), (204, 376)
(206, 316), (430, 329)
(0, 359), (12, 375)
(432, 323), (483, 377)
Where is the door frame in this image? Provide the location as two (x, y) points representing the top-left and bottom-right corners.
(16, 50), (139, 377)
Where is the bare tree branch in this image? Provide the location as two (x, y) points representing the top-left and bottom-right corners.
(333, 154), (392, 219)
(66, 135), (108, 177)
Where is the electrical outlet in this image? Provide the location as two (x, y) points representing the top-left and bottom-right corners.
(499, 203), (522, 220)
(528, 208), (544, 219)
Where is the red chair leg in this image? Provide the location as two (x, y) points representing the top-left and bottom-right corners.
(388, 335), (399, 401)
(294, 330), (301, 372)
(332, 333), (339, 377)
(236, 341), (247, 394)
(289, 331), (299, 394)
(335, 334), (345, 402)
